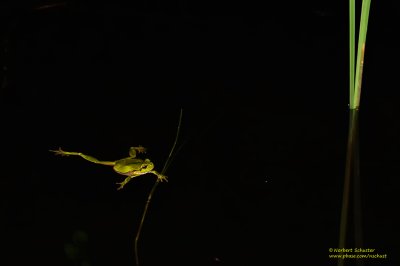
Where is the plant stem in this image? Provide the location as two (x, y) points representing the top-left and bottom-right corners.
(134, 109), (183, 266)
(349, 0), (355, 108)
(338, 109), (359, 266)
(350, 0), (371, 109)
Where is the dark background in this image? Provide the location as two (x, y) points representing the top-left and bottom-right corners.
(1, 1), (399, 265)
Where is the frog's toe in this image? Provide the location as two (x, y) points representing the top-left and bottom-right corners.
(158, 175), (168, 182)
(52, 148), (69, 156)
(116, 182), (125, 190)
(51, 150), (65, 156)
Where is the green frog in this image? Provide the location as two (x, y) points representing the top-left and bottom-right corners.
(50, 146), (167, 190)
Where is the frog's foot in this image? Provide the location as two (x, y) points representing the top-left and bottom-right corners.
(148, 170), (167, 182)
(129, 146), (147, 158)
(49, 147), (69, 156)
(135, 146), (147, 154)
(116, 176), (132, 190)
(157, 174), (168, 182)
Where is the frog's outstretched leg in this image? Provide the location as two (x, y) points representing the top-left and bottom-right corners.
(49, 148), (115, 166)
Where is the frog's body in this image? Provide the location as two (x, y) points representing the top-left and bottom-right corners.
(113, 158), (154, 176)
(50, 146), (167, 190)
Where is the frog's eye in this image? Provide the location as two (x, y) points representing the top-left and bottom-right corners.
(141, 164), (149, 169)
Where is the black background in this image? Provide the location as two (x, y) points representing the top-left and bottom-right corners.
(1, 1), (400, 265)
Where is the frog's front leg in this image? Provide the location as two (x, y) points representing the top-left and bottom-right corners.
(116, 171), (167, 190)
(116, 173), (147, 190)
(49, 148), (115, 166)
(149, 171), (168, 182)
(116, 176), (133, 190)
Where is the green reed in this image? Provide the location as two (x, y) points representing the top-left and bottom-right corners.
(349, 0), (371, 109)
(338, 2), (372, 265)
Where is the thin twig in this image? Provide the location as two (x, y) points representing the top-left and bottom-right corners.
(134, 109), (183, 266)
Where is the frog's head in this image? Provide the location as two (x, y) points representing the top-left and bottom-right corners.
(139, 159), (154, 173)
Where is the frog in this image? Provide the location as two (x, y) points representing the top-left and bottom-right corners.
(49, 146), (167, 190)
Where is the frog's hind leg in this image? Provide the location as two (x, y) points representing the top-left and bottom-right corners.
(76, 153), (115, 166)
(50, 148), (115, 166)
(128, 146), (147, 158)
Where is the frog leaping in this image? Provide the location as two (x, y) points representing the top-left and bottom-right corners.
(50, 146), (167, 190)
